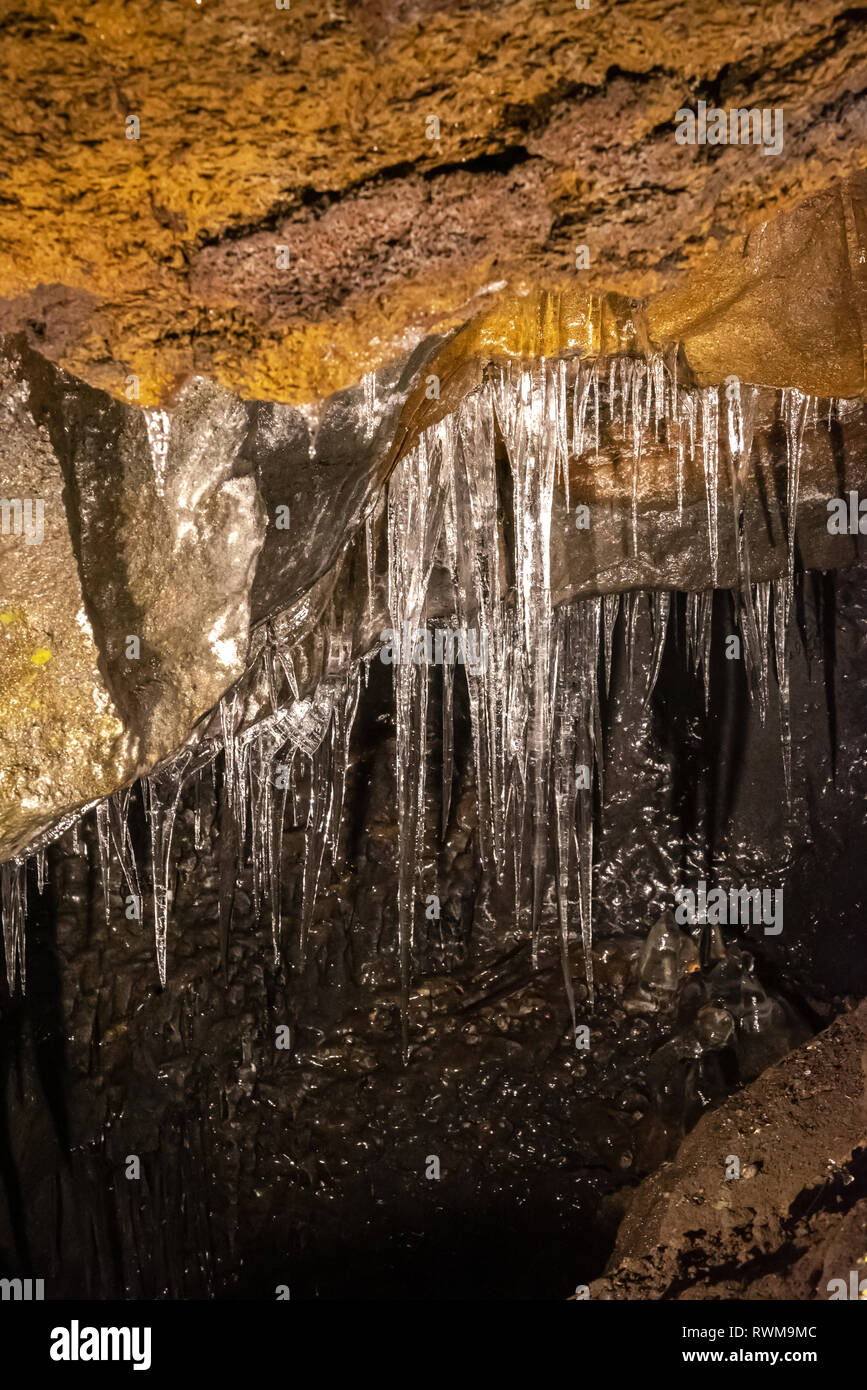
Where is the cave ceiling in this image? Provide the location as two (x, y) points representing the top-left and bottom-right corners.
(1, 0), (865, 404)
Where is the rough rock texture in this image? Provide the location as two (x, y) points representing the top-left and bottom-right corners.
(1, 0), (866, 403)
(589, 1000), (867, 1299)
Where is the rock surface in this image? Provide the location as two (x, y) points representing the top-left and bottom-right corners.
(2, 1), (866, 403)
(589, 1000), (867, 1299)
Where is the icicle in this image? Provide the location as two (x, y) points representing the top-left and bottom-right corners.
(754, 580), (772, 722)
(263, 642), (281, 716)
(220, 694), (238, 811)
(644, 590), (671, 707)
(573, 363), (595, 461)
(592, 366), (600, 461)
(441, 646), (455, 840)
(687, 591), (713, 708)
(36, 847), (47, 894)
(575, 598), (602, 997)
(645, 352), (665, 437)
(602, 592), (619, 695)
(95, 801), (112, 927)
(495, 367), (558, 963)
(556, 358), (569, 495)
(552, 610), (579, 1030)
(782, 387), (811, 606)
(619, 357), (631, 436)
(248, 738), (268, 923)
(552, 599), (602, 1013)
(329, 665), (362, 868)
(725, 379), (763, 715)
(109, 788), (142, 907)
(629, 360), (645, 558)
(772, 578), (792, 805)
(700, 591), (713, 710)
(365, 510), (377, 620)
(1, 860), (26, 990)
(193, 771), (205, 850)
(623, 590), (639, 699)
(686, 591), (699, 669)
(677, 389), (697, 525)
(701, 386), (720, 586)
(269, 748), (293, 962)
(387, 415), (451, 1045)
(145, 751), (192, 986)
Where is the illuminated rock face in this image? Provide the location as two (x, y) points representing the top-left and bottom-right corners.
(1, 1), (865, 403)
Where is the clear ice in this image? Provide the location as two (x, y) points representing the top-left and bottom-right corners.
(2, 356), (838, 1047)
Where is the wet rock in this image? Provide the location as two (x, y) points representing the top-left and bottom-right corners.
(589, 1000), (867, 1299)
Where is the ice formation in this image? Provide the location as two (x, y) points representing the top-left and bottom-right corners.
(1, 354), (834, 1049)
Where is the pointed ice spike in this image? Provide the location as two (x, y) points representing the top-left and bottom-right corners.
(36, 847), (47, 894)
(686, 591), (699, 670)
(552, 608), (578, 1031)
(700, 590), (713, 710)
(365, 511), (377, 621)
(263, 641), (280, 714)
(603, 592), (620, 695)
(495, 367), (559, 963)
(592, 367), (600, 460)
(623, 590), (639, 698)
(449, 389), (507, 875)
(269, 750), (292, 964)
(701, 387), (720, 587)
(146, 751), (192, 987)
(755, 580), (771, 723)
(329, 665), (362, 869)
(1, 860), (26, 991)
(387, 415), (451, 1047)
(299, 743), (332, 961)
(630, 361), (645, 557)
(441, 652), (455, 840)
(193, 771), (205, 850)
(573, 364), (595, 460)
(782, 387), (811, 606)
(96, 801), (112, 927)
(772, 577), (792, 805)
(276, 646), (300, 701)
(110, 789), (142, 903)
(644, 591), (671, 707)
(220, 694), (238, 809)
(677, 389), (697, 523)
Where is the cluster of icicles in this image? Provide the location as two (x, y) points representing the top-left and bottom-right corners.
(1, 353), (829, 1046)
